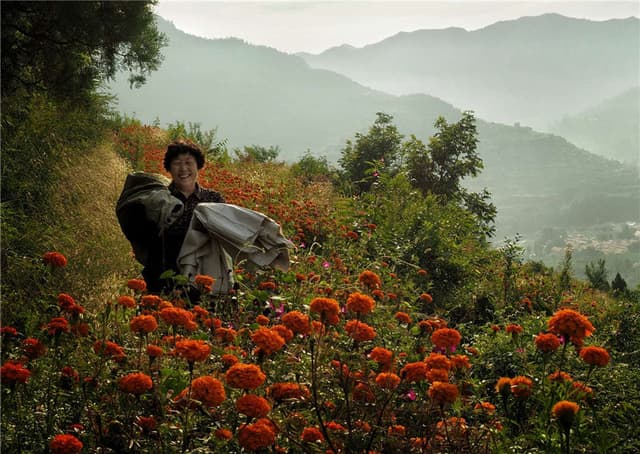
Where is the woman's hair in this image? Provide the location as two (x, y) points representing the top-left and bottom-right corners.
(163, 140), (205, 171)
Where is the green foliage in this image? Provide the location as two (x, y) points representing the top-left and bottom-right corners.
(611, 272), (628, 295)
(338, 112), (404, 194)
(234, 144), (281, 163)
(585, 259), (610, 292)
(1, 1), (166, 99)
(166, 120), (229, 162)
(290, 151), (334, 184)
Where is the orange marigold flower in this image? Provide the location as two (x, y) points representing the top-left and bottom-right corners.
(425, 352), (451, 370)
(394, 311), (412, 324)
(535, 332), (561, 353)
(136, 416), (157, 432)
(258, 281), (277, 291)
(368, 346), (393, 368)
(427, 368), (449, 383)
(127, 278), (147, 292)
(428, 381), (459, 405)
(237, 394), (271, 418)
(309, 297), (341, 325)
(129, 315), (158, 335)
(117, 295), (136, 309)
(375, 372), (401, 389)
(495, 377), (512, 395)
(119, 372), (153, 395)
(295, 273), (307, 282)
(251, 327), (285, 355)
(431, 328), (462, 351)
(271, 324), (293, 343)
(174, 339), (211, 364)
(204, 317), (222, 330)
(353, 382), (375, 402)
(141, 295), (162, 308)
(491, 324), (501, 332)
(214, 428), (233, 440)
(215, 327), (237, 343)
(358, 270), (382, 290)
(238, 418), (277, 451)
(1, 326), (18, 337)
(579, 346), (610, 367)
(1, 361), (31, 384)
(267, 382), (311, 402)
(191, 305), (209, 321)
(570, 381), (593, 399)
(50, 434), (82, 454)
(345, 320), (377, 342)
(417, 269), (428, 276)
(326, 421), (348, 432)
(194, 274), (215, 291)
(419, 293), (433, 303)
(43, 251), (68, 268)
(400, 362), (428, 383)
(256, 314), (270, 326)
(548, 309), (595, 344)
(93, 340), (126, 361)
(510, 376), (533, 398)
(57, 293), (75, 311)
(474, 401), (496, 414)
(160, 307), (197, 331)
(221, 353), (239, 368)
(226, 363), (266, 390)
(548, 370), (573, 383)
(505, 324), (523, 335)
(388, 425), (406, 436)
(191, 376), (226, 407)
(451, 354), (471, 370)
(46, 317), (70, 336)
(146, 344), (163, 358)
(552, 400), (580, 430)
(346, 292), (376, 315)
(282, 311), (311, 335)
(301, 427), (324, 443)
(436, 417), (467, 437)
(22, 338), (47, 359)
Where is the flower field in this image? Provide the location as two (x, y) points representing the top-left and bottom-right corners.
(2, 128), (639, 453)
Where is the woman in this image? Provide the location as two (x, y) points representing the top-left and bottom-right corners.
(143, 140), (225, 292)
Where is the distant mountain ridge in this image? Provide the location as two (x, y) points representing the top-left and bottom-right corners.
(108, 16), (639, 239)
(301, 14), (640, 133)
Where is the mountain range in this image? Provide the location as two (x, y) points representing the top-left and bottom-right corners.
(108, 15), (639, 240)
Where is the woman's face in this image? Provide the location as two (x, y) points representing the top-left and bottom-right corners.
(169, 152), (199, 193)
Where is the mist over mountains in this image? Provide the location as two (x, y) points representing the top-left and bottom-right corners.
(108, 14), (639, 244)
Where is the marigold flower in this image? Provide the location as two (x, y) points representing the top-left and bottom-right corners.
(353, 382), (376, 402)
(50, 434), (82, 454)
(57, 293), (76, 311)
(258, 281), (277, 291)
(43, 252), (68, 268)
(117, 295), (136, 309)
(346, 292), (376, 315)
(400, 362), (428, 383)
(535, 332), (561, 353)
(174, 339), (210, 364)
(368, 347), (393, 368)
(1, 361), (31, 384)
(510, 376), (533, 398)
(394, 311), (412, 324)
(141, 295), (162, 308)
(281, 311), (311, 335)
(136, 416), (157, 432)
(251, 327), (285, 355)
(301, 427), (324, 443)
(214, 428), (233, 440)
(425, 352), (451, 370)
(190, 376), (226, 407)
(46, 317), (70, 336)
(436, 417), (467, 438)
(570, 381), (593, 399)
(226, 363), (266, 390)
(191, 305), (209, 321)
(127, 278), (147, 292)
(548, 370), (573, 383)
(194, 274), (215, 291)
(548, 309), (595, 345)
(309, 297), (341, 325)
(388, 425), (406, 436)
(579, 345), (610, 367)
(22, 337), (47, 359)
(221, 353), (239, 368)
(451, 354), (471, 370)
(238, 418), (277, 451)
(552, 400), (580, 430)
(267, 382), (311, 401)
(474, 401), (496, 414)
(375, 372), (401, 389)
(491, 324), (501, 332)
(427, 368), (449, 383)
(326, 421), (348, 432)
(93, 340), (126, 361)
(160, 307), (197, 331)
(146, 344), (164, 358)
(505, 324), (523, 335)
(431, 328), (462, 350)
(345, 320), (377, 342)
(204, 317), (223, 330)
(129, 315), (158, 335)
(256, 314), (270, 326)
(1, 326), (18, 337)
(419, 293), (433, 303)
(215, 327), (237, 343)
(119, 372), (153, 395)
(428, 381), (459, 405)
(237, 394), (271, 418)
(495, 377), (512, 395)
(417, 269), (428, 276)
(358, 270), (382, 290)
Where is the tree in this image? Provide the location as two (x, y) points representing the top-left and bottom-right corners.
(234, 145), (280, 163)
(1, 1), (166, 99)
(402, 112), (496, 235)
(338, 112), (403, 193)
(611, 272), (628, 295)
(585, 259), (610, 292)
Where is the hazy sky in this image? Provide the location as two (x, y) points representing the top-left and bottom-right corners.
(154, 1), (639, 54)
